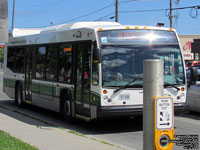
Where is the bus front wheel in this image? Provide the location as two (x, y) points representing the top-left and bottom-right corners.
(61, 93), (73, 123)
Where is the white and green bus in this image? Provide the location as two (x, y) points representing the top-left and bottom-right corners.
(3, 22), (187, 121)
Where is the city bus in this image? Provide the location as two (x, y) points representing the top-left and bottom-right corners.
(3, 22), (187, 121)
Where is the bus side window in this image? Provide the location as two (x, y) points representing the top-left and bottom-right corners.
(7, 48), (16, 72)
(7, 47), (24, 73)
(46, 46), (58, 81)
(15, 48), (25, 73)
(36, 47), (46, 79)
(58, 43), (72, 83)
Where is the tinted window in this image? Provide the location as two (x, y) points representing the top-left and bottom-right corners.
(7, 48), (15, 71)
(7, 47), (24, 73)
(58, 44), (72, 83)
(46, 46), (58, 80)
(36, 47), (46, 79)
(15, 48), (24, 73)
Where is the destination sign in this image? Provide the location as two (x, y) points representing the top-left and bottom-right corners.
(98, 29), (178, 45)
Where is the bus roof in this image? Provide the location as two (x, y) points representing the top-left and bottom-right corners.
(11, 21), (175, 38)
(11, 22), (120, 37)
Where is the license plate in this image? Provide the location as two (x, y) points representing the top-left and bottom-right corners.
(119, 94), (130, 100)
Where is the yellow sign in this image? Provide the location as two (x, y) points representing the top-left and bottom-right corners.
(154, 96), (174, 150)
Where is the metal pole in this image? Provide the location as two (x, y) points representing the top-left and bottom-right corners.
(143, 59), (164, 150)
(12, 0), (15, 32)
(169, 0), (173, 28)
(115, 0), (118, 22)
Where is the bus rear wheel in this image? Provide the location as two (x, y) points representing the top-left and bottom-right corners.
(16, 84), (24, 107)
(61, 94), (74, 123)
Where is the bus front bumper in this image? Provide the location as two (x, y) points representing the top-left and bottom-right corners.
(98, 105), (143, 118)
(97, 103), (188, 118)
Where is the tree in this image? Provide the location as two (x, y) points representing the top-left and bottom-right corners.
(0, 47), (3, 62)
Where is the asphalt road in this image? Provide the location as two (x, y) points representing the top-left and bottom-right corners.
(0, 70), (199, 150)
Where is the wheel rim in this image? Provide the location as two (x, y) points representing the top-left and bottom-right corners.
(64, 100), (71, 117)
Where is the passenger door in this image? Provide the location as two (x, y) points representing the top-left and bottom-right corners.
(24, 47), (32, 103)
(74, 42), (91, 117)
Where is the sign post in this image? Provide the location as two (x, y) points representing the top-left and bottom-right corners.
(143, 59), (174, 150)
(143, 59), (164, 150)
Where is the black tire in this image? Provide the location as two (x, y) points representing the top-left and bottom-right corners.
(16, 84), (24, 107)
(61, 93), (74, 123)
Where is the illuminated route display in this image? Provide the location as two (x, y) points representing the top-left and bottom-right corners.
(98, 29), (178, 45)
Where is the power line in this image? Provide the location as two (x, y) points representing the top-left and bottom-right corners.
(14, 0), (68, 16)
(95, 12), (115, 21)
(95, 4), (200, 22)
(45, 3), (115, 26)
(118, 5), (200, 13)
(96, 0), (140, 22)
(12, 2), (114, 28)
(14, 0), (140, 27)
(119, 0), (140, 4)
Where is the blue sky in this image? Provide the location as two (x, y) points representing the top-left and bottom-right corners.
(8, 0), (200, 35)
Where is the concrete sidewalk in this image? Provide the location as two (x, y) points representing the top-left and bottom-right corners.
(0, 106), (127, 150)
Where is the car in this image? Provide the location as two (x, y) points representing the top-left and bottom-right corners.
(187, 63), (200, 86)
(186, 61), (200, 69)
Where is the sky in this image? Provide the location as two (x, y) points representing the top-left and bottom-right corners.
(8, 0), (200, 35)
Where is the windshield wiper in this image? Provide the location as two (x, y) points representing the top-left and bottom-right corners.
(113, 77), (143, 94)
(164, 82), (180, 91)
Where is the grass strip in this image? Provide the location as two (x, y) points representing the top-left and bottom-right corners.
(0, 130), (38, 150)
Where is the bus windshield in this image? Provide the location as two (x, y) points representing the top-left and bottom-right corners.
(101, 45), (185, 87)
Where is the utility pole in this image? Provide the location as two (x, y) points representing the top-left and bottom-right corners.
(169, 0), (173, 28)
(0, 0), (8, 42)
(12, 0), (15, 32)
(115, 0), (118, 22)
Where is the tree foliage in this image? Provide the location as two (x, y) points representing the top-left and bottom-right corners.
(0, 48), (3, 62)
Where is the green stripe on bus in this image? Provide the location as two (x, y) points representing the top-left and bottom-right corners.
(4, 78), (101, 106)
(4, 78), (16, 88)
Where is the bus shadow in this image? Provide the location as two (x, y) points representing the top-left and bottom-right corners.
(76, 118), (143, 134)
(0, 100), (56, 128)
(0, 99), (143, 135)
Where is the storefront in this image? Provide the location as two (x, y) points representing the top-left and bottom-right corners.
(192, 39), (200, 60)
(178, 35), (200, 62)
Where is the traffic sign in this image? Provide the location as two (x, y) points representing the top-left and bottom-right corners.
(156, 97), (173, 130)
(154, 96), (174, 150)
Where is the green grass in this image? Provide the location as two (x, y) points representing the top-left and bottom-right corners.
(0, 130), (38, 150)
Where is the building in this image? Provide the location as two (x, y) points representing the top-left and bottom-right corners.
(178, 35), (200, 62)
(191, 39), (200, 59)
